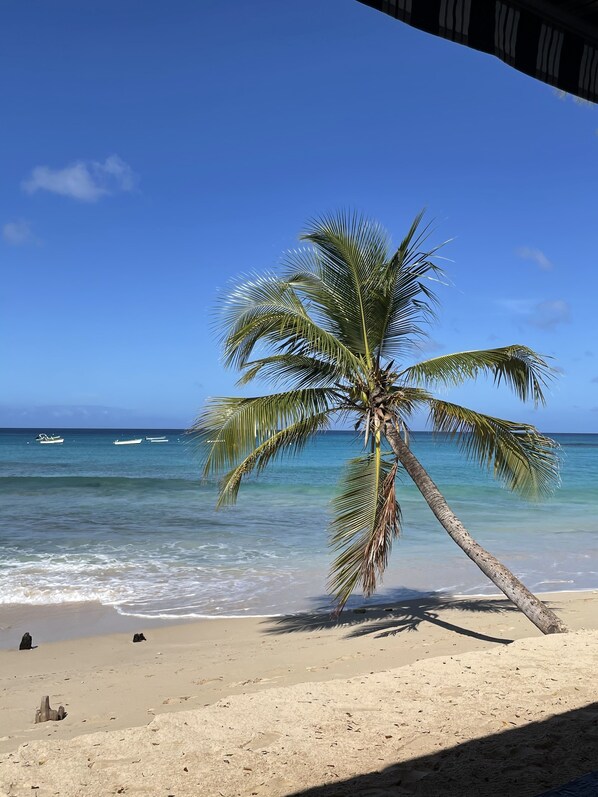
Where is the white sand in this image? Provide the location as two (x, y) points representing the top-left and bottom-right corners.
(1, 592), (597, 796)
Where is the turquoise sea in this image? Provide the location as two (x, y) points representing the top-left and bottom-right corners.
(1, 429), (597, 618)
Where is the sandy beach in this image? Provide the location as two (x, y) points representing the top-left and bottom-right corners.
(1, 591), (597, 796)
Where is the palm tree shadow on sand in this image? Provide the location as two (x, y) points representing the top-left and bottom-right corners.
(261, 589), (562, 645)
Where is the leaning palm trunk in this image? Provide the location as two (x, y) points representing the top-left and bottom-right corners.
(385, 425), (568, 635)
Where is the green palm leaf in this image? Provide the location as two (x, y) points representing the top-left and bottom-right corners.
(220, 272), (364, 379)
(216, 411), (331, 507)
(329, 451), (401, 610)
(401, 346), (552, 406)
(194, 388), (337, 477)
(383, 385), (433, 433)
(236, 353), (341, 389)
(375, 214), (447, 360)
(428, 399), (560, 498)
(283, 256), (362, 347)
(300, 212), (391, 363)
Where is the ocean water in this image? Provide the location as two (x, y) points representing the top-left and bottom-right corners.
(1, 429), (597, 618)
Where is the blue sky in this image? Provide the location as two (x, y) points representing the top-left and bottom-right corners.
(2, 0), (597, 431)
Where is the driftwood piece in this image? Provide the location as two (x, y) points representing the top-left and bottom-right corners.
(19, 632), (32, 650)
(34, 696), (66, 723)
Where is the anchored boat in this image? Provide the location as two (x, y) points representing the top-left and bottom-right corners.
(36, 434), (64, 444)
(113, 438), (142, 446)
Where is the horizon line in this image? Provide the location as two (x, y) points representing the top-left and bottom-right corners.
(0, 427), (595, 436)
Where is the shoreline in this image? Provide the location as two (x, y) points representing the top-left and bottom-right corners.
(1, 585), (597, 650)
(1, 590), (597, 758)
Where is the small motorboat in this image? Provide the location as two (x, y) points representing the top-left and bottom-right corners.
(113, 438), (143, 446)
(36, 434), (64, 444)
(146, 436), (168, 443)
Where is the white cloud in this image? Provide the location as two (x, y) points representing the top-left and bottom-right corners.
(2, 219), (33, 245)
(22, 155), (137, 202)
(516, 246), (553, 271)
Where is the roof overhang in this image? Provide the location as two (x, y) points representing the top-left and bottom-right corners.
(357, 1), (598, 103)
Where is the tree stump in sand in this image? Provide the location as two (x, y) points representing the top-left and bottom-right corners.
(34, 696), (66, 723)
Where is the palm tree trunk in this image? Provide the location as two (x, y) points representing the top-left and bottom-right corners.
(385, 425), (568, 635)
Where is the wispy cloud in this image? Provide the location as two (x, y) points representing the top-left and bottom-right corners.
(2, 219), (33, 245)
(497, 298), (571, 330)
(22, 155), (137, 202)
(515, 246), (553, 271)
(528, 300), (570, 330)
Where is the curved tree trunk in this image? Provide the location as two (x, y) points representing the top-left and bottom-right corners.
(384, 425), (568, 635)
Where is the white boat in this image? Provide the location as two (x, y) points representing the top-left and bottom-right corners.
(36, 434), (64, 444)
(113, 438), (142, 446)
(146, 436), (168, 443)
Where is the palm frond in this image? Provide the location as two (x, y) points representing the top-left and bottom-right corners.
(284, 259), (372, 356)
(401, 346), (553, 406)
(237, 353), (341, 389)
(328, 452), (401, 610)
(375, 212), (447, 361)
(387, 385), (433, 416)
(428, 399), (560, 498)
(299, 212), (391, 363)
(219, 272), (363, 379)
(301, 210), (390, 293)
(288, 211), (447, 365)
(216, 411), (331, 507)
(192, 389), (337, 477)
(283, 255), (352, 341)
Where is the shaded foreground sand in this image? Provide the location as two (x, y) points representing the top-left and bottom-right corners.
(0, 593), (597, 796)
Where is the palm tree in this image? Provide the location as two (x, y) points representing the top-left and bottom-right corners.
(195, 212), (568, 635)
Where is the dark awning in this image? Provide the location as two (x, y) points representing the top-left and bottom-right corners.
(357, 1), (598, 103)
